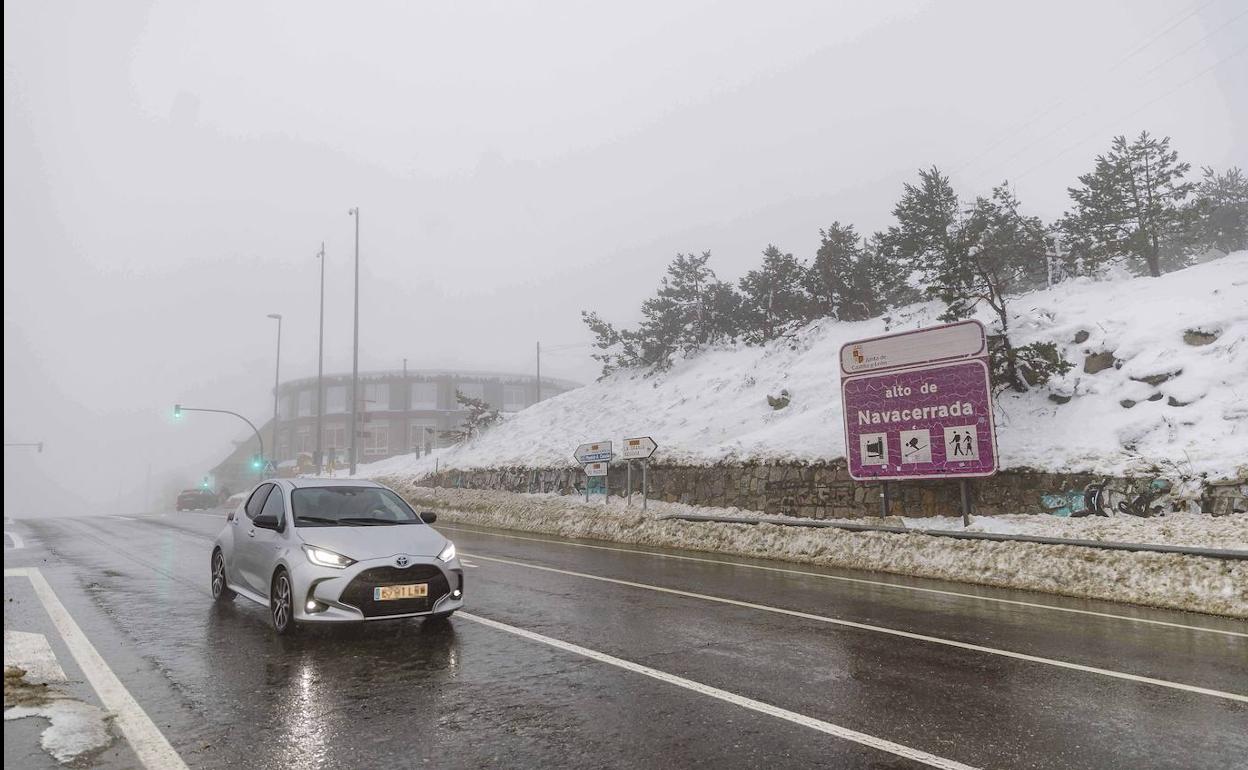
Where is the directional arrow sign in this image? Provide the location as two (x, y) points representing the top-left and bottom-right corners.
(573, 441), (613, 464)
(584, 461), (609, 477)
(621, 436), (657, 460)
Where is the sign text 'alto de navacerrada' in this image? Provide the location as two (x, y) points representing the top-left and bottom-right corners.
(839, 320), (998, 482)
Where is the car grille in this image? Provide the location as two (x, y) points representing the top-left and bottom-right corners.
(339, 564), (450, 618)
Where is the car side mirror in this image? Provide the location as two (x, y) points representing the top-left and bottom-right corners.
(419, 511), (437, 524)
(253, 513), (283, 532)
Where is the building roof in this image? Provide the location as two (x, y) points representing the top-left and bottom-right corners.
(277, 368), (581, 391)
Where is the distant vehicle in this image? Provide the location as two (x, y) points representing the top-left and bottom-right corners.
(210, 478), (463, 635)
(176, 488), (220, 511)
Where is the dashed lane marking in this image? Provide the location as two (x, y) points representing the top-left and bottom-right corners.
(4, 568), (189, 770)
(462, 611), (978, 770)
(462, 551), (1248, 703)
(440, 524), (1244, 638)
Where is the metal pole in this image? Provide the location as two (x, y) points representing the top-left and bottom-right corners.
(585, 470), (589, 503)
(881, 481), (890, 517)
(349, 207), (360, 475)
(536, 341), (541, 403)
(960, 480), (972, 527)
(627, 460), (632, 507)
(174, 407), (265, 464)
(268, 314), (282, 461)
(642, 461), (648, 512)
(604, 465), (609, 504)
(316, 243), (325, 473)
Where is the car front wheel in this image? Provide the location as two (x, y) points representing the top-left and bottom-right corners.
(271, 570), (296, 635)
(211, 550), (235, 602)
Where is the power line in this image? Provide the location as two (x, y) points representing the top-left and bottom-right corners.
(1013, 44), (1247, 182)
(983, 8), (1247, 178)
(953, 0), (1217, 175)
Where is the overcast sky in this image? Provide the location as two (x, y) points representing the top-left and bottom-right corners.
(5, 0), (1245, 515)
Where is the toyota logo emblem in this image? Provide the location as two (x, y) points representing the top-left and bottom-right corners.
(395, 555), (409, 568)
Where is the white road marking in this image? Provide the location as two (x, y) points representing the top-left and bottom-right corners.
(4, 568), (189, 770)
(4, 530), (25, 549)
(462, 552), (1248, 703)
(441, 525), (1243, 638)
(112, 516), (137, 522)
(4, 630), (67, 683)
(461, 611), (978, 770)
(460, 560), (480, 568)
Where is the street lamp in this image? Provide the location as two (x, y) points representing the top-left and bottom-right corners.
(348, 206), (360, 475)
(315, 243), (326, 473)
(171, 405), (265, 474)
(268, 313), (283, 463)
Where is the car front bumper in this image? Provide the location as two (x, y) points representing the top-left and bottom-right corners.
(289, 555), (464, 623)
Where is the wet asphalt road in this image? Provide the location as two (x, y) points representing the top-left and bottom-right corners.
(4, 510), (1246, 769)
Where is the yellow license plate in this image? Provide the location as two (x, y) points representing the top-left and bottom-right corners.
(374, 583), (428, 601)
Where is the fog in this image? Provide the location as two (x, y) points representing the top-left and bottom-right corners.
(4, 1), (1245, 516)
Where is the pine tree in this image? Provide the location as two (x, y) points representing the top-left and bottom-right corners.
(737, 245), (813, 344)
(1186, 166), (1248, 255)
(882, 166), (959, 280)
(1060, 132), (1195, 277)
(806, 222), (860, 320)
(440, 390), (501, 443)
(581, 251), (741, 374)
(857, 234), (921, 317)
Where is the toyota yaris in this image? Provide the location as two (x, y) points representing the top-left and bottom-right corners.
(210, 478), (463, 635)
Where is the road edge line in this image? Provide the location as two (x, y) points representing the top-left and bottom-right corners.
(462, 552), (1248, 703)
(460, 611), (979, 770)
(4, 567), (189, 770)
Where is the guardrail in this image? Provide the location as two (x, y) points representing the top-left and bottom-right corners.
(654, 512), (1247, 561)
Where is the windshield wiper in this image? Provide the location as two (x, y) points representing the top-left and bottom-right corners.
(294, 516), (341, 526)
(336, 517), (398, 526)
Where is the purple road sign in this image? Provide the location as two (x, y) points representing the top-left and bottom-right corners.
(842, 358), (997, 481)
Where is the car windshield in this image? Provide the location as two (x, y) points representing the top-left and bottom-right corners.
(290, 487), (424, 527)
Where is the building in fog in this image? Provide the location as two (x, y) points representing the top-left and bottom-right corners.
(272, 368), (577, 465)
(210, 369), (577, 489)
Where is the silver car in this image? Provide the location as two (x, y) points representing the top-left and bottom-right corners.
(210, 478), (463, 634)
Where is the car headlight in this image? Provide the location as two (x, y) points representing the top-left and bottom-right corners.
(437, 542), (456, 563)
(302, 545), (355, 569)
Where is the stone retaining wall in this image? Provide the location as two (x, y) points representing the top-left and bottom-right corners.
(416, 462), (1247, 519)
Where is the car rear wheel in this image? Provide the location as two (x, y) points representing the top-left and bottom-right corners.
(271, 570), (297, 635)
(211, 550), (235, 602)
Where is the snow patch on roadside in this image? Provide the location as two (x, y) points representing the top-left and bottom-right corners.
(4, 666), (114, 764)
(390, 484), (1247, 618)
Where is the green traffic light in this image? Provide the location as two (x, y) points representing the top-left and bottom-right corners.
(173, 404), (182, 420)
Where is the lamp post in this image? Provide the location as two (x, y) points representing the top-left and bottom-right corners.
(315, 243), (326, 473)
(267, 313), (283, 463)
(172, 405), (265, 474)
(348, 206), (360, 475)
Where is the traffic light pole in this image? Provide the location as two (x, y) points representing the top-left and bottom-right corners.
(174, 406), (265, 472)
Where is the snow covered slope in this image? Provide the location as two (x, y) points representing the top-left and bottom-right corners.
(363, 253), (1248, 480)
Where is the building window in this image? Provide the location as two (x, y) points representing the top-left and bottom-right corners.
(503, 385), (527, 412)
(363, 422), (389, 456)
(410, 382), (438, 410)
(295, 425), (312, 455)
(409, 420), (437, 452)
(326, 386), (346, 414)
(364, 382), (389, 411)
(323, 424), (346, 456)
(277, 430), (291, 461)
(456, 382), (485, 405)
(297, 390), (313, 417)
(278, 395), (294, 420)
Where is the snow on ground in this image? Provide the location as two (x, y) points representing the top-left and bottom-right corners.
(387, 484), (1247, 617)
(364, 253), (1248, 483)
